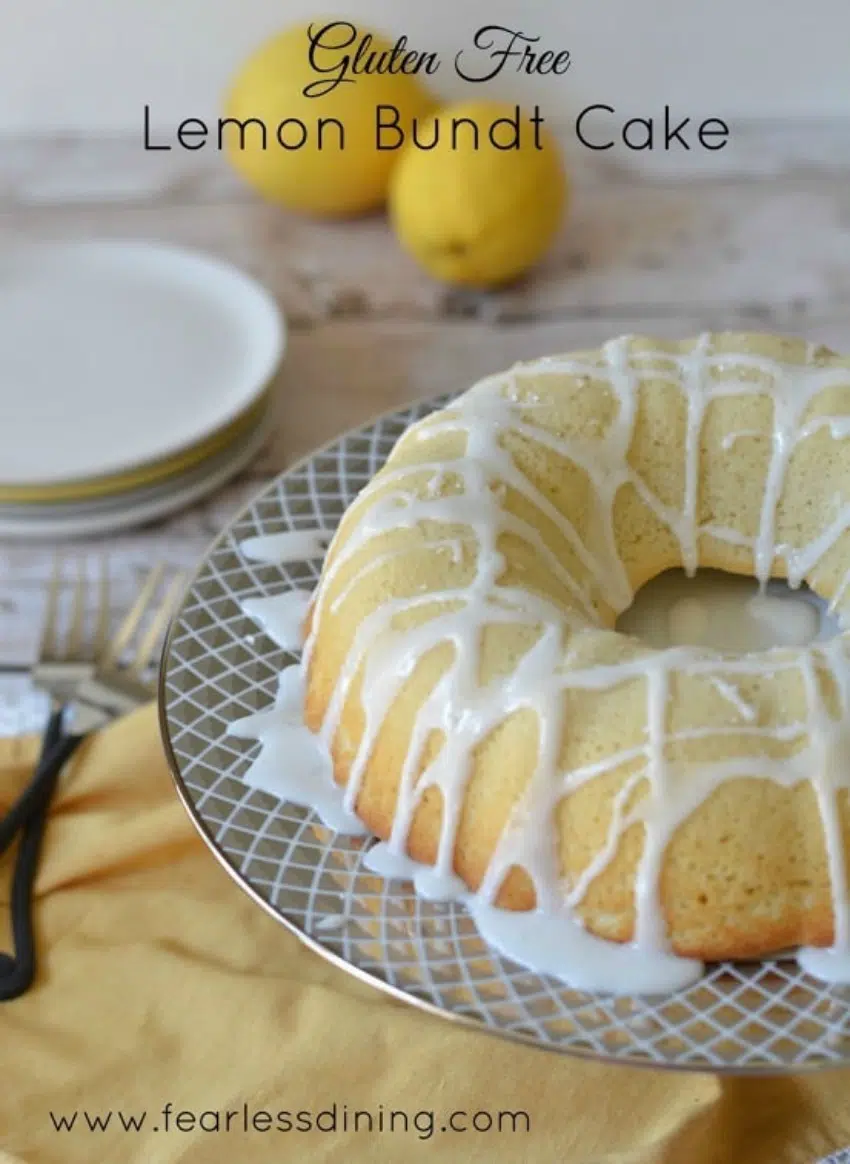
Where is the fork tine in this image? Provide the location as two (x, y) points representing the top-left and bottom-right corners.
(64, 557), (87, 660)
(93, 555), (111, 659)
(100, 564), (166, 668)
(128, 571), (186, 676)
(38, 555), (63, 661)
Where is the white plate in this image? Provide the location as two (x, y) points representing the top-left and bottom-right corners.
(0, 240), (284, 488)
(0, 415), (270, 540)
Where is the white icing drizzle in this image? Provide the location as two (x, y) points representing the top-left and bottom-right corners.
(467, 896), (703, 995)
(242, 592), (310, 651)
(710, 677), (757, 722)
(364, 842), (467, 901)
(240, 530), (329, 563)
(227, 665), (367, 836)
(235, 335), (850, 994)
(363, 842), (702, 994)
(721, 428), (764, 450)
(315, 914), (347, 932)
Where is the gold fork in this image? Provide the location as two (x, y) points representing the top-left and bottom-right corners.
(31, 553), (111, 708)
(0, 560), (186, 1001)
(71, 563), (186, 731)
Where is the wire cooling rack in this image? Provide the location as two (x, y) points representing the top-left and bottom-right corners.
(160, 394), (850, 1074)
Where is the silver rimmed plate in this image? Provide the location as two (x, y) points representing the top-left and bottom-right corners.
(160, 394), (850, 1074)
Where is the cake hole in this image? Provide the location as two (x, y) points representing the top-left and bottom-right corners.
(616, 567), (839, 651)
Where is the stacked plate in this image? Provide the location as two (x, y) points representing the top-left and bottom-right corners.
(0, 240), (285, 539)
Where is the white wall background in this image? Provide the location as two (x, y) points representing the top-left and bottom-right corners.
(1, 0), (849, 134)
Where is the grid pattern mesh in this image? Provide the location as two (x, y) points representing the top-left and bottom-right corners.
(162, 394), (850, 1073)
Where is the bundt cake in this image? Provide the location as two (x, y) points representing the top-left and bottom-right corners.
(301, 332), (850, 965)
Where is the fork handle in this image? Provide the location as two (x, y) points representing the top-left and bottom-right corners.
(0, 712), (84, 1001)
(0, 722), (82, 858)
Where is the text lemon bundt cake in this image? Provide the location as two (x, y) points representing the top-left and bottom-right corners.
(300, 332), (850, 966)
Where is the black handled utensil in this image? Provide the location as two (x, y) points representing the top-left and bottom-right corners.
(0, 708), (83, 1001)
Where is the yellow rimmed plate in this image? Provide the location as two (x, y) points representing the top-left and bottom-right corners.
(0, 403), (271, 540)
(0, 239), (284, 501)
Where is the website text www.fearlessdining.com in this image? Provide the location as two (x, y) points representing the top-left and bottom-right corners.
(48, 1103), (531, 1142)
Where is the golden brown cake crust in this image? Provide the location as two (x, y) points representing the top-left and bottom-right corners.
(304, 333), (850, 961)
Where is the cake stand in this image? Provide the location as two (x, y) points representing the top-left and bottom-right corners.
(159, 394), (850, 1074)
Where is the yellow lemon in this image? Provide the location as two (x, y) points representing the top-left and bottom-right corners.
(388, 100), (568, 287)
(223, 21), (435, 217)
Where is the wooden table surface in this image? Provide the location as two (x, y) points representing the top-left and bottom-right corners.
(3, 123), (850, 728)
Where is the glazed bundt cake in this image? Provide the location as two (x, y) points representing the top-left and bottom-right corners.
(301, 332), (850, 964)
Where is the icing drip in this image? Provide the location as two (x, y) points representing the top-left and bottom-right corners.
(363, 842), (702, 993)
(467, 896), (703, 995)
(710, 678), (757, 722)
(721, 428), (763, 450)
(227, 664), (367, 836)
(315, 914), (347, 931)
(240, 530), (329, 562)
(678, 333), (712, 575)
(242, 591), (310, 651)
(235, 335), (850, 993)
(364, 842), (466, 901)
(634, 663), (673, 952)
(755, 341), (819, 586)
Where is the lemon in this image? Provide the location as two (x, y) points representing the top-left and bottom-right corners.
(223, 22), (435, 217)
(388, 100), (568, 287)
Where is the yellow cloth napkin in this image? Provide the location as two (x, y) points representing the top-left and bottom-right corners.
(1, 707), (849, 1164)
